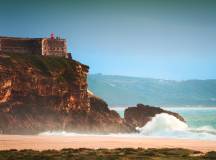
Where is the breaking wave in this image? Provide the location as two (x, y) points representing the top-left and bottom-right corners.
(39, 113), (216, 140)
(137, 113), (216, 140)
(137, 113), (188, 134)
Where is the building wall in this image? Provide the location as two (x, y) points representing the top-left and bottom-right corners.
(0, 38), (42, 55)
(0, 37), (69, 58)
(42, 38), (68, 58)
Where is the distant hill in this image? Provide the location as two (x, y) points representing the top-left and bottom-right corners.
(88, 74), (216, 106)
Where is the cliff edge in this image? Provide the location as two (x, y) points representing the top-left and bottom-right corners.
(0, 53), (132, 134)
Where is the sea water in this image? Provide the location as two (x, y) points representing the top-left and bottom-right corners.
(40, 107), (216, 140)
(114, 107), (216, 129)
(111, 106), (216, 140)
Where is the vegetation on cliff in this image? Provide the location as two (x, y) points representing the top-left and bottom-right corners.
(1, 53), (88, 80)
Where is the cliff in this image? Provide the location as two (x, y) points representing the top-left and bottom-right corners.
(0, 53), (132, 134)
(87, 95), (133, 133)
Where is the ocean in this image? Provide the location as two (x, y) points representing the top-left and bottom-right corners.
(40, 107), (216, 140)
(111, 106), (216, 140)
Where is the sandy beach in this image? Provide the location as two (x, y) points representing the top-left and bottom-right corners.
(0, 135), (215, 152)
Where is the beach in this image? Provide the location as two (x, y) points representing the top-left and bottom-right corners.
(0, 135), (215, 152)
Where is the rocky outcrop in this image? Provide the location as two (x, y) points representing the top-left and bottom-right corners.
(0, 53), (133, 134)
(87, 95), (134, 133)
(0, 53), (89, 134)
(124, 104), (185, 128)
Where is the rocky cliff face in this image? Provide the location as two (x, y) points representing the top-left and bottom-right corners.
(0, 53), (132, 134)
(124, 104), (185, 128)
(87, 95), (134, 133)
(0, 53), (90, 111)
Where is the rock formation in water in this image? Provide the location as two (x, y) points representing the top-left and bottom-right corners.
(124, 104), (185, 128)
(0, 53), (132, 134)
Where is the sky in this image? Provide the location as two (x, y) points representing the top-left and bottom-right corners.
(0, 0), (216, 80)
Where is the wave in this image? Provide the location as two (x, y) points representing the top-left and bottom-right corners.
(39, 113), (216, 140)
(137, 113), (216, 140)
(189, 126), (216, 135)
(136, 113), (188, 134)
(162, 107), (216, 111)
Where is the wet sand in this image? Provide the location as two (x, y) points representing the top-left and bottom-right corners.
(0, 135), (215, 152)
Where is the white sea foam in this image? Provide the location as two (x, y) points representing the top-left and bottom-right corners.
(136, 113), (216, 140)
(39, 113), (216, 140)
(136, 113), (188, 135)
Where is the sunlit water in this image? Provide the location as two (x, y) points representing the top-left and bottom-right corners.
(40, 107), (216, 140)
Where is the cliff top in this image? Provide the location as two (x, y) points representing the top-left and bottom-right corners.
(0, 53), (89, 76)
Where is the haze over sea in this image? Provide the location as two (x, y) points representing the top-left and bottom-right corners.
(40, 106), (216, 140)
(40, 75), (216, 140)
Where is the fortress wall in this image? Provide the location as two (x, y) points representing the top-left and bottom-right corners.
(42, 39), (68, 58)
(0, 37), (69, 58)
(0, 38), (42, 55)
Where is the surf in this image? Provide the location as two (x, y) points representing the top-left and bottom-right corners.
(137, 113), (216, 140)
(39, 112), (216, 140)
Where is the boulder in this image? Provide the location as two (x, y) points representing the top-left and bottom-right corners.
(124, 103), (185, 128)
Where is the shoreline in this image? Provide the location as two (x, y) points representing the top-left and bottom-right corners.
(0, 135), (216, 152)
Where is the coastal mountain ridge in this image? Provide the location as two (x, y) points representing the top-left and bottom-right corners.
(88, 74), (216, 106)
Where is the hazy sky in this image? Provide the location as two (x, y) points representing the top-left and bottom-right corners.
(0, 0), (216, 80)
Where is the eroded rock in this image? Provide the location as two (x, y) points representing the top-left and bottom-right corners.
(124, 103), (185, 128)
(0, 53), (134, 134)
